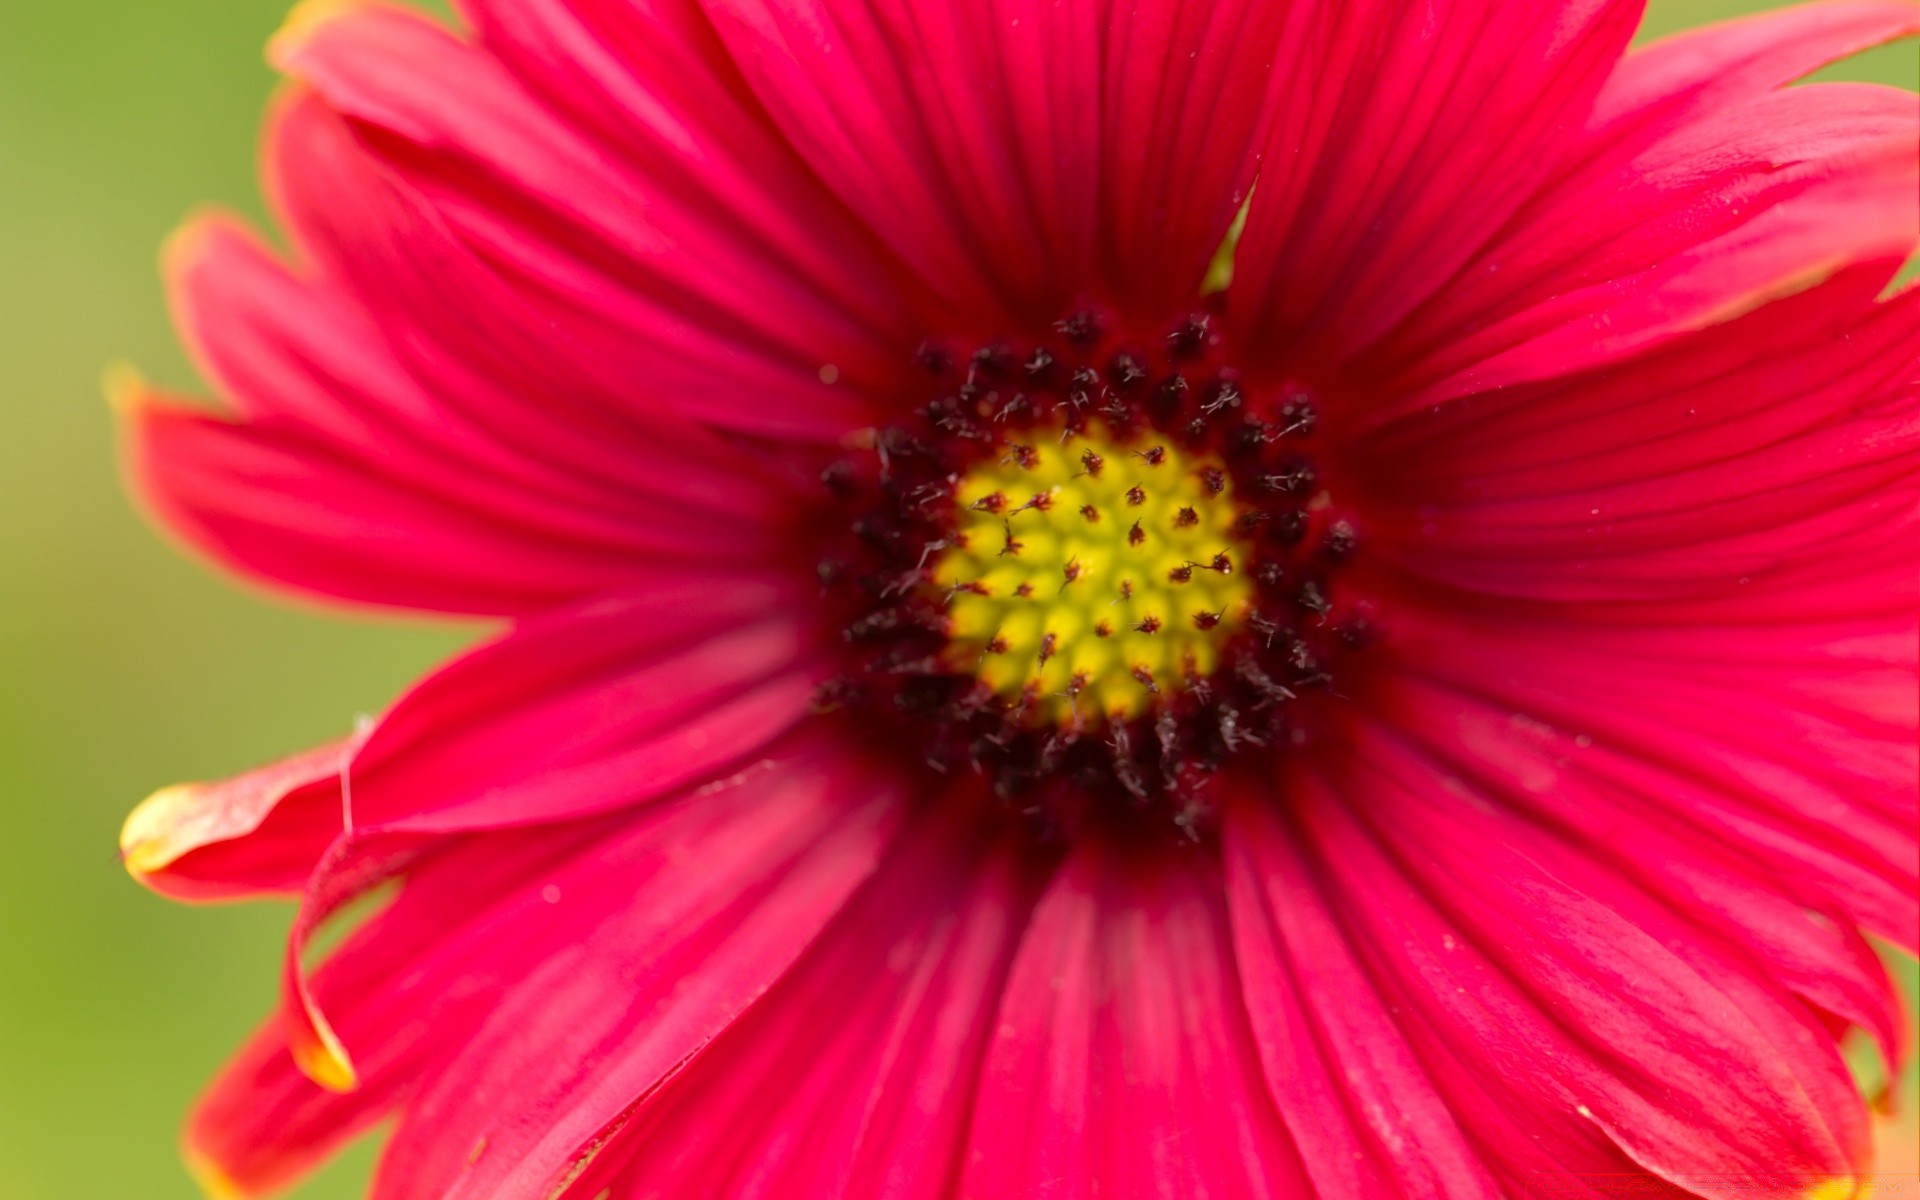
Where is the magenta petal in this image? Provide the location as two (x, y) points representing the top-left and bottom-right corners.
(255, 575), (827, 1098)
(1392, 610), (1920, 954)
(262, 78), (879, 448)
(1230, 0), (1643, 366)
(1358, 268), (1920, 604)
(190, 734), (904, 1198)
(959, 838), (1311, 1199)
(345, 575), (824, 835)
(1090, 0), (1295, 317)
(1225, 788), (1500, 1200)
(1366, 1), (1920, 401)
(1382, 77), (1920, 404)
(363, 736), (908, 1200)
(133, 215), (796, 616)
(128, 394), (714, 616)
(1379, 670), (1910, 1080)
(546, 792), (1054, 1200)
(1596, 1), (1920, 128)
(183, 817), (600, 1196)
(120, 738), (353, 903)
(273, 2), (916, 440)
(1288, 732), (1871, 1195)
(696, 0), (1289, 328)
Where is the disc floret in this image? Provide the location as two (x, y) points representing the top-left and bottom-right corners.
(812, 306), (1371, 837)
(934, 426), (1253, 725)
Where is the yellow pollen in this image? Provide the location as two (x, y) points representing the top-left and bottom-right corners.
(931, 424), (1255, 725)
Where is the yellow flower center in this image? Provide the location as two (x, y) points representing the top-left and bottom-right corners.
(931, 424), (1256, 726)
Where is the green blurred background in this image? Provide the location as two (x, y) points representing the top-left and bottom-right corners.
(0, 2), (1912, 1197)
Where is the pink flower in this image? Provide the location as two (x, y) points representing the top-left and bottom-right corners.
(117, 0), (1920, 1197)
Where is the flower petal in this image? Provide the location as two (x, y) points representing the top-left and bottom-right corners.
(365, 735), (908, 1200)
(696, 0), (1290, 327)
(263, 573), (830, 1094)
(1597, 0), (1920, 128)
(1225, 788), (1500, 1200)
(342, 575), (826, 837)
(1376, 58), (1920, 404)
(1389, 608), (1920, 954)
(1376, 664), (1911, 1081)
(120, 738), (352, 903)
(1282, 727), (1872, 1196)
(959, 837), (1311, 1199)
(1229, 0), (1642, 366)
(271, 0), (916, 441)
(1355, 268), (1920, 604)
(131, 215), (796, 616)
(186, 733), (902, 1199)
(544, 791), (1054, 1200)
(182, 818), (596, 1197)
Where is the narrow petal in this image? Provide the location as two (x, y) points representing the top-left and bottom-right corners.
(365, 737), (908, 1200)
(959, 838), (1310, 1199)
(166, 214), (791, 530)
(1356, 269), (1920, 604)
(697, 0), (1290, 327)
(1592, 0), (1920, 133)
(1390, 609), (1920, 953)
(1377, 72), (1920, 404)
(133, 216), (796, 616)
(546, 792), (1055, 1200)
(187, 734), (902, 1199)
(126, 391), (711, 616)
(1377, 665), (1910, 1077)
(342, 574), (826, 836)
(1286, 730), (1872, 1196)
(1225, 788), (1500, 1200)
(201, 574), (826, 1099)
(1229, 0), (1643, 365)
(121, 738), (352, 902)
(183, 817), (599, 1196)
(271, 1), (917, 440)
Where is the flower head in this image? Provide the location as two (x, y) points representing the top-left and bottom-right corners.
(120, 0), (1920, 1197)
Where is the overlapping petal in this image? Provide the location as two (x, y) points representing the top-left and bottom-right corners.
(1354, 266), (1920, 604)
(1378, 656), (1912, 1064)
(119, 738), (353, 903)
(364, 734), (906, 1200)
(121, 568), (821, 898)
(185, 732), (908, 1200)
(1388, 609), (1920, 953)
(1252, 737), (1874, 1198)
(127, 213), (798, 615)
(1370, 0), (1920, 402)
(183, 818), (598, 1198)
(958, 838), (1312, 1199)
(697, 0), (1292, 328)
(1228, 0), (1645, 367)
(271, 0), (918, 441)
(545, 795), (1054, 1200)
(1225, 789), (1499, 1200)
(338, 573), (826, 835)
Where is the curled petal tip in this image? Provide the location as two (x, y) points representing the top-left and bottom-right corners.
(268, 0), (372, 66)
(101, 361), (147, 416)
(184, 1149), (251, 1200)
(290, 1015), (359, 1094)
(119, 784), (202, 878)
(159, 212), (225, 285)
